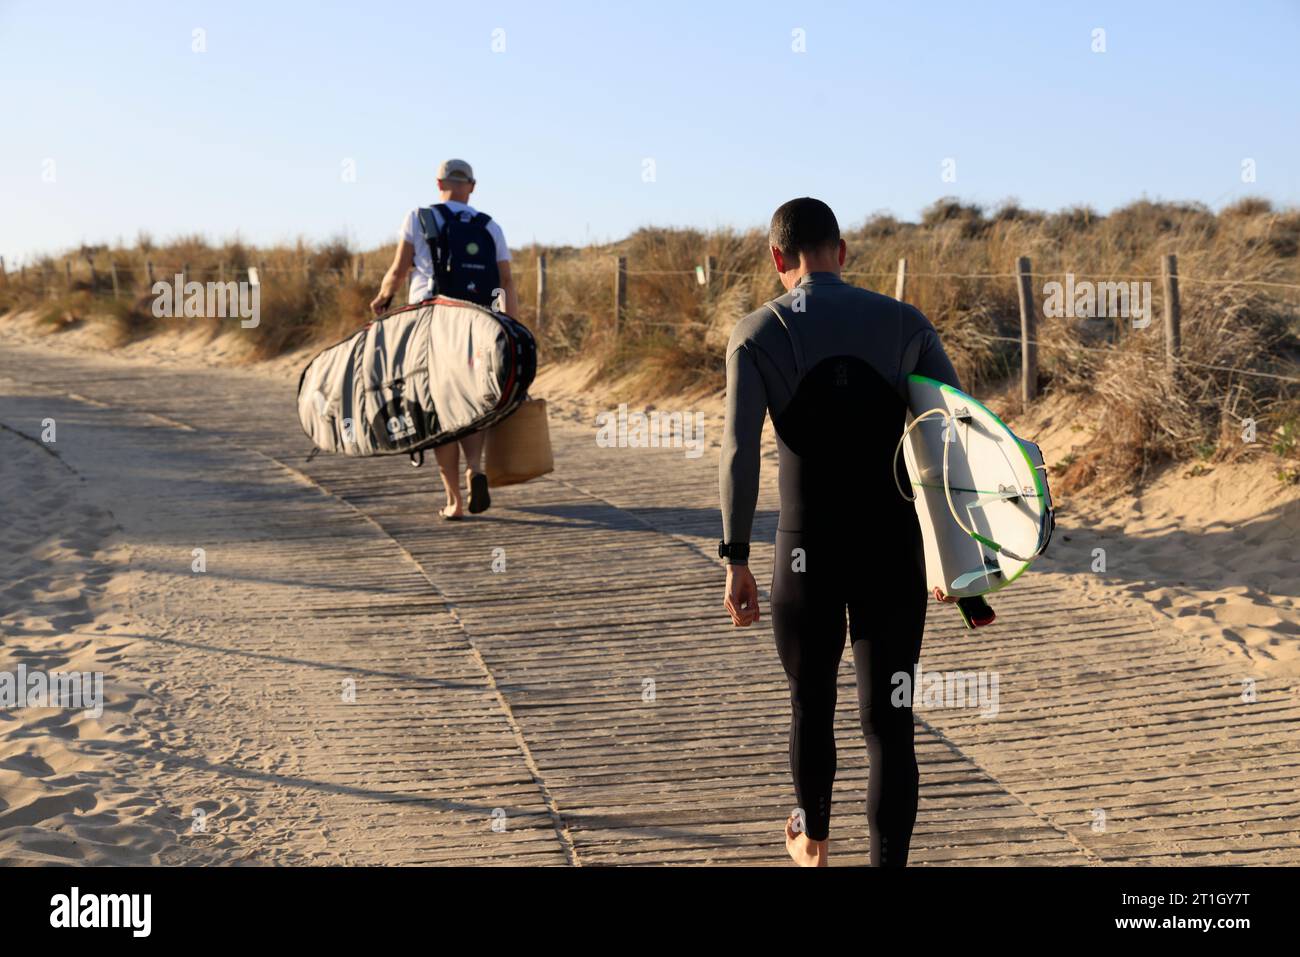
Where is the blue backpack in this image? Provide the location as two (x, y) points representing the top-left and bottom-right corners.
(417, 203), (501, 308)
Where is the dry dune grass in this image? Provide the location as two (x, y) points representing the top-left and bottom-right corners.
(4, 198), (1297, 489)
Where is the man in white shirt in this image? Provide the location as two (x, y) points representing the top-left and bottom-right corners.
(371, 158), (519, 519)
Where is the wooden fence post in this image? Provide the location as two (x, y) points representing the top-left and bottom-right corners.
(353, 255), (363, 283)
(705, 255), (716, 286)
(613, 255), (627, 338)
(0, 256), (6, 287)
(1162, 253), (1181, 373)
(535, 254), (547, 332)
(86, 254), (97, 290)
(64, 261), (73, 290)
(110, 262), (120, 299)
(1015, 256), (1038, 404)
(895, 257), (908, 301)
(146, 260), (155, 286)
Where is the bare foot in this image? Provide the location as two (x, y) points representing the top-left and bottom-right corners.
(785, 813), (828, 867)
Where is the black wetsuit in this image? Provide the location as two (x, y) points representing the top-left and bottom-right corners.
(719, 272), (960, 865)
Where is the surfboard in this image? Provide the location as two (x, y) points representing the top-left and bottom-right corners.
(898, 374), (1054, 600)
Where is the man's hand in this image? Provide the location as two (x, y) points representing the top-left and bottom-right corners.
(370, 239), (413, 318)
(724, 563), (761, 627)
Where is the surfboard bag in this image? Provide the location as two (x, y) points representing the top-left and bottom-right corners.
(296, 296), (536, 460)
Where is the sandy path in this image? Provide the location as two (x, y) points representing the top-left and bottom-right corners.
(0, 424), (202, 864)
(2, 337), (1299, 865)
(0, 382), (567, 865)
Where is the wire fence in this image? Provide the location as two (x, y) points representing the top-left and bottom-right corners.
(2, 252), (1297, 391)
(6, 256), (1300, 294)
(971, 333), (1300, 384)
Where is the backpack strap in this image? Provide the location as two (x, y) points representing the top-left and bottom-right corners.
(417, 206), (443, 269)
(418, 205), (458, 293)
(417, 206), (441, 249)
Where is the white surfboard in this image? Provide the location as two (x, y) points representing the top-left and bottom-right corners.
(898, 375), (1054, 599)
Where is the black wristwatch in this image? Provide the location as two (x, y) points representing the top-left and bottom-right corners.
(718, 541), (750, 565)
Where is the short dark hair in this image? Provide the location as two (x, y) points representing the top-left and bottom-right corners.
(769, 197), (840, 264)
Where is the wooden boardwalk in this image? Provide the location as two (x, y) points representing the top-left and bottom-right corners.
(2, 343), (1298, 865)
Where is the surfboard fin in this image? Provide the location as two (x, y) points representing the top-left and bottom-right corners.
(956, 595), (996, 629)
(969, 488), (1022, 509)
(950, 564), (1003, 592)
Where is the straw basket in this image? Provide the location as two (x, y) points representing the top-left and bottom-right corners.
(484, 398), (554, 487)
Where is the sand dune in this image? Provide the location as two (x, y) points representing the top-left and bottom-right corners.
(1015, 396), (1300, 676)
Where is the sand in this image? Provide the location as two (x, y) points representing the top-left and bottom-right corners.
(0, 425), (217, 864)
(1003, 391), (1300, 675)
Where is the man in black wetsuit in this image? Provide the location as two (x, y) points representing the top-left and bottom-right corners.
(718, 197), (961, 867)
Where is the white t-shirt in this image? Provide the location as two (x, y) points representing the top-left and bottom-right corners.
(400, 201), (510, 303)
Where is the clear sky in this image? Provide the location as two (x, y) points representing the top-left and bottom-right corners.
(1, 0), (1297, 265)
